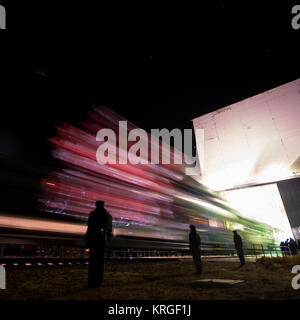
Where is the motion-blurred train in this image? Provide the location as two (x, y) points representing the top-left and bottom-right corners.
(0, 106), (277, 253)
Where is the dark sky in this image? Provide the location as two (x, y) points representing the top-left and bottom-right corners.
(1, 1), (300, 162)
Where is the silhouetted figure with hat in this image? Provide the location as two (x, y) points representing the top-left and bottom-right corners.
(84, 200), (113, 289)
(189, 225), (202, 275)
(233, 230), (245, 267)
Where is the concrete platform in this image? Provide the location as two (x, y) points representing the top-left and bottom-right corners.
(193, 279), (244, 287)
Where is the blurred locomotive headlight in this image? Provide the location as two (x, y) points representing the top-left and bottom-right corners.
(176, 195), (235, 218)
(231, 223), (244, 231)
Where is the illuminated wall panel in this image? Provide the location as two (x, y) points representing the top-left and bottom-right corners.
(192, 79), (300, 191)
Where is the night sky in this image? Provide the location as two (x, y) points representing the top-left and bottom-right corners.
(1, 2), (299, 163)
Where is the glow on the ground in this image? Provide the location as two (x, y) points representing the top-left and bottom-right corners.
(221, 184), (294, 241)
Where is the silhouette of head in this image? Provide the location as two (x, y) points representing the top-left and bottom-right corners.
(189, 225), (196, 232)
(233, 230), (237, 235)
(96, 201), (104, 209)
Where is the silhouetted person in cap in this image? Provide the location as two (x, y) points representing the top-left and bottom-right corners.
(233, 230), (245, 267)
(189, 225), (202, 274)
(84, 200), (113, 289)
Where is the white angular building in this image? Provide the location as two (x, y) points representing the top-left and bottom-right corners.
(193, 79), (300, 240)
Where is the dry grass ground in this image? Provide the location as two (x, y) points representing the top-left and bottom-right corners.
(1, 256), (300, 300)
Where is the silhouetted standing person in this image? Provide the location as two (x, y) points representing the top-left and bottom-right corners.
(280, 241), (286, 256)
(233, 230), (245, 267)
(84, 201), (113, 289)
(189, 225), (202, 274)
(285, 239), (291, 255)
